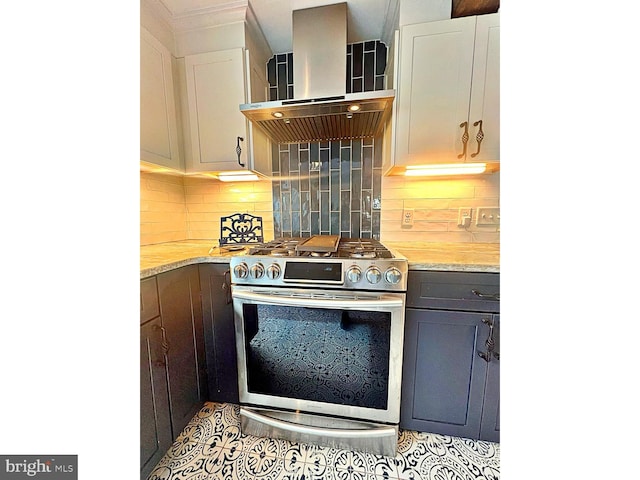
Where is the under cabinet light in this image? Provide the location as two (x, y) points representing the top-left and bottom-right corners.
(404, 163), (487, 177)
(217, 171), (260, 182)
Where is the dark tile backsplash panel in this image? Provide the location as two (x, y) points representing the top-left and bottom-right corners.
(269, 41), (387, 239)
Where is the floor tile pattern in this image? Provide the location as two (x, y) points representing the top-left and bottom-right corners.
(147, 403), (499, 480)
(247, 305), (389, 408)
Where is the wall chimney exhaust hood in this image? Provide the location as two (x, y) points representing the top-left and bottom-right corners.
(240, 2), (395, 144)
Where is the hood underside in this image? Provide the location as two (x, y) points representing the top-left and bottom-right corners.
(240, 3), (394, 144)
(240, 90), (395, 144)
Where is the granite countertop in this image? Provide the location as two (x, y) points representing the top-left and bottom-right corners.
(384, 241), (500, 273)
(141, 240), (499, 278)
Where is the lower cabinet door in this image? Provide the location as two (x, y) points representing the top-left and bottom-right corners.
(140, 317), (172, 480)
(199, 263), (239, 403)
(401, 308), (488, 439)
(157, 266), (207, 439)
(480, 315), (500, 442)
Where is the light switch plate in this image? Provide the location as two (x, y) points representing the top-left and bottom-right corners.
(476, 207), (500, 226)
(457, 207), (472, 227)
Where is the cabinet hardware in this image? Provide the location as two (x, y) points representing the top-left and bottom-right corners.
(478, 317), (496, 363)
(236, 136), (245, 167)
(471, 289), (500, 301)
(458, 121), (469, 159)
(159, 325), (170, 355)
(470, 120), (484, 158)
(223, 270), (232, 304)
(152, 325), (168, 366)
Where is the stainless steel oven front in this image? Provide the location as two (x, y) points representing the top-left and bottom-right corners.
(232, 284), (406, 456)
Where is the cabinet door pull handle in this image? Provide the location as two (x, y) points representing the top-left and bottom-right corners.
(236, 136), (245, 167)
(159, 326), (170, 354)
(151, 325), (168, 366)
(478, 317), (495, 363)
(471, 289), (500, 301)
(458, 121), (469, 159)
(470, 120), (484, 158)
(223, 270), (232, 304)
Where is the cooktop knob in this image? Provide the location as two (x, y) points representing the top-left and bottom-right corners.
(366, 266), (382, 284)
(234, 262), (248, 279)
(266, 263), (281, 280)
(250, 263), (265, 279)
(385, 267), (402, 285)
(346, 266), (362, 283)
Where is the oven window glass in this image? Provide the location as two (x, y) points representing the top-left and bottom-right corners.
(242, 303), (391, 410)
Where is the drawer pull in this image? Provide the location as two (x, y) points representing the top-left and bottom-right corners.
(471, 289), (500, 301)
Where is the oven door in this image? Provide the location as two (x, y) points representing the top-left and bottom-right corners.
(232, 285), (406, 424)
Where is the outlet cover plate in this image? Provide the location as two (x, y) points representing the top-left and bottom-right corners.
(402, 208), (414, 226)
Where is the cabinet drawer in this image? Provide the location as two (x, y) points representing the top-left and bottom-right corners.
(407, 271), (499, 312)
(140, 276), (160, 324)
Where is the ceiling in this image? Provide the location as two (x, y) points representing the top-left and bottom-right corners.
(158, 0), (396, 54)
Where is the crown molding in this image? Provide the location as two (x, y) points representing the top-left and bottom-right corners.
(170, 0), (249, 33)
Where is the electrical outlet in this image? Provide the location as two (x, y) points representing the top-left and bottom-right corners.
(476, 207), (500, 226)
(402, 208), (414, 226)
(457, 207), (472, 228)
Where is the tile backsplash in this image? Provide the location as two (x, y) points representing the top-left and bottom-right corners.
(267, 41), (387, 101)
(140, 172), (274, 246)
(141, 169), (499, 245)
(272, 137), (383, 239)
(381, 173), (500, 243)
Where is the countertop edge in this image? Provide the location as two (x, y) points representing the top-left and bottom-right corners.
(141, 256), (233, 279)
(141, 256), (499, 278)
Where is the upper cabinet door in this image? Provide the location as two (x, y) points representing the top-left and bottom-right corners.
(394, 14), (499, 166)
(244, 50), (271, 177)
(468, 13), (500, 162)
(184, 49), (250, 173)
(140, 28), (181, 170)
(395, 17), (476, 165)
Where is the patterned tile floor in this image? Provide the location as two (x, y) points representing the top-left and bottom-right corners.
(147, 402), (500, 480)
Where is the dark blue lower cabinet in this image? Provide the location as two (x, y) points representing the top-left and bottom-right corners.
(199, 263), (239, 403)
(401, 309), (500, 442)
(156, 266), (207, 436)
(140, 266), (208, 479)
(140, 317), (172, 480)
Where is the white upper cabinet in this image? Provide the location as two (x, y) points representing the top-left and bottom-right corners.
(140, 27), (182, 170)
(183, 48), (270, 175)
(469, 13), (500, 162)
(393, 13), (500, 167)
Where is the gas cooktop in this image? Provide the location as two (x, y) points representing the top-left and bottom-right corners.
(246, 236), (395, 259)
(230, 236), (407, 292)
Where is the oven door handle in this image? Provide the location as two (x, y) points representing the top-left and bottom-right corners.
(232, 290), (404, 309)
(240, 407), (397, 439)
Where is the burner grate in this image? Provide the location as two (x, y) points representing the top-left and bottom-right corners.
(246, 237), (394, 259)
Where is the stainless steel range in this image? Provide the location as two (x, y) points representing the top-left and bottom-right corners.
(230, 235), (407, 457)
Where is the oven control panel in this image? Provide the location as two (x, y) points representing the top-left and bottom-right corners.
(230, 256), (408, 292)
